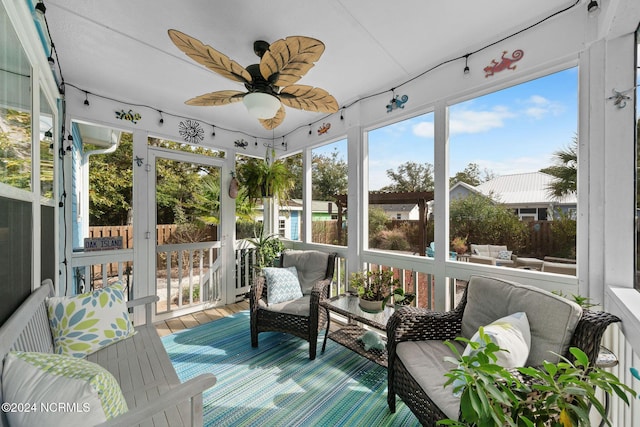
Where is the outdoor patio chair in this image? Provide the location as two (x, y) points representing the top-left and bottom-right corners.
(250, 250), (336, 360)
(387, 275), (620, 426)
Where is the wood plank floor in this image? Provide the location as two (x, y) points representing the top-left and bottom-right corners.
(155, 300), (249, 336)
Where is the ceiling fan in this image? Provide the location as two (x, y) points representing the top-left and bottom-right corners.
(168, 29), (339, 130)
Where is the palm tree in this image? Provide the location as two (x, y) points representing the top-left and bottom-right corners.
(541, 136), (577, 199)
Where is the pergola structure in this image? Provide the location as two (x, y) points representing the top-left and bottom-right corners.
(335, 191), (434, 256)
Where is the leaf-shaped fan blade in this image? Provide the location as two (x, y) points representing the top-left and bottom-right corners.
(185, 90), (245, 106)
(279, 85), (339, 113)
(260, 36), (325, 87)
(259, 105), (286, 130)
(168, 29), (252, 84)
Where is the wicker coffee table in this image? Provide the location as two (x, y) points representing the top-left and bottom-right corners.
(320, 293), (395, 367)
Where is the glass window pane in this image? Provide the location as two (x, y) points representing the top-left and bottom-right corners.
(635, 25), (639, 290)
(367, 113), (435, 256)
(39, 91), (54, 199)
(311, 139), (348, 246)
(0, 6), (32, 192)
(449, 68), (578, 272)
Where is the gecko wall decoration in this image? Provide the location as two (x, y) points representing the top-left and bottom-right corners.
(317, 123), (331, 135)
(115, 109), (141, 124)
(484, 49), (524, 77)
(386, 94), (408, 113)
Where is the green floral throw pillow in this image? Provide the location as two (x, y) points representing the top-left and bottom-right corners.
(2, 351), (128, 426)
(46, 281), (136, 357)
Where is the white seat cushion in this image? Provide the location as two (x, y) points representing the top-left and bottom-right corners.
(2, 351), (128, 426)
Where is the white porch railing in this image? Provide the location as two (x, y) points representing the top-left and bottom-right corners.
(71, 249), (134, 297)
(601, 325), (640, 426)
(155, 241), (222, 316)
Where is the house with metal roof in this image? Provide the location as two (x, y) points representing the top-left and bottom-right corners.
(450, 171), (577, 221)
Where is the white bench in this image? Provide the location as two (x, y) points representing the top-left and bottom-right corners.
(0, 280), (216, 427)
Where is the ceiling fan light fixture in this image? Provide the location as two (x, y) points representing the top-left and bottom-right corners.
(242, 92), (281, 119)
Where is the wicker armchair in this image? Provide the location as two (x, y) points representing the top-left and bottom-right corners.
(387, 275), (620, 426)
(250, 250), (336, 360)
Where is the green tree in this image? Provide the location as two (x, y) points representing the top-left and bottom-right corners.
(312, 148), (348, 201)
(450, 162), (496, 187)
(381, 161), (434, 192)
(540, 136), (577, 199)
(0, 109), (32, 190)
(90, 136), (224, 225)
(450, 193), (528, 251)
(89, 133), (133, 225)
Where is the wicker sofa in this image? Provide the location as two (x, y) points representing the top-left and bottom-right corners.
(386, 275), (620, 426)
(250, 250), (336, 360)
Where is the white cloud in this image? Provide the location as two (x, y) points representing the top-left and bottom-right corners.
(523, 95), (564, 119)
(472, 156), (552, 176)
(412, 121), (434, 138)
(449, 107), (515, 134)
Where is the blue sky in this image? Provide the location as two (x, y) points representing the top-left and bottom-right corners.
(314, 67), (579, 191)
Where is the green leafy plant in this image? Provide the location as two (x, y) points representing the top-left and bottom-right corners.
(439, 329), (636, 427)
(247, 228), (284, 269)
(385, 286), (416, 307)
(551, 290), (598, 310)
(237, 156), (295, 205)
(451, 236), (468, 255)
(349, 269), (398, 301)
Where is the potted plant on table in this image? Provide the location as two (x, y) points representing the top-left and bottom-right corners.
(439, 329), (636, 427)
(451, 236), (468, 255)
(386, 286), (416, 309)
(350, 269), (399, 313)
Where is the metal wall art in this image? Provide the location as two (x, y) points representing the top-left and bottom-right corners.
(484, 49), (524, 77)
(234, 139), (248, 149)
(317, 123), (331, 135)
(386, 94), (408, 112)
(115, 109), (141, 124)
(178, 119), (204, 144)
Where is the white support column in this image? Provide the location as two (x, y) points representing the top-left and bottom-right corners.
(302, 148), (312, 243)
(433, 100), (450, 310)
(132, 129), (149, 323)
(579, 41), (603, 301)
(602, 33), (636, 290)
(222, 151), (238, 304)
(347, 124), (365, 280)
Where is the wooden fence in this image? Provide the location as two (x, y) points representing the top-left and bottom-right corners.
(311, 219), (572, 259)
(87, 224), (218, 279)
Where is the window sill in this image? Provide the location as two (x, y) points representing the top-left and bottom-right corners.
(605, 286), (640, 353)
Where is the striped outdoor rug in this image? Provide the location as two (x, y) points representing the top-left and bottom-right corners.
(161, 311), (420, 426)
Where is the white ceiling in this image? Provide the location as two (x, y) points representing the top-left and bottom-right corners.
(45, 0), (577, 139)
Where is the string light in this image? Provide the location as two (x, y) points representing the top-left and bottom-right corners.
(158, 111), (164, 125)
(57, 1), (581, 144)
(211, 125), (216, 137)
(83, 91), (89, 106)
(463, 54), (470, 75)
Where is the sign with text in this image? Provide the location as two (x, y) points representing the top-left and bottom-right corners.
(84, 236), (123, 251)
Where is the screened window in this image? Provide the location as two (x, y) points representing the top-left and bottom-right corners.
(449, 68), (578, 270)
